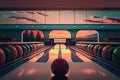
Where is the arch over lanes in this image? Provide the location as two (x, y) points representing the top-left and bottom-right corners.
(76, 30), (99, 42)
(21, 30), (44, 42)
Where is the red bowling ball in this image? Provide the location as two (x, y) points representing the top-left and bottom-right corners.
(51, 58), (69, 76)
(102, 45), (111, 59)
(7, 45), (18, 60)
(0, 48), (6, 65)
(14, 45), (23, 58)
(87, 44), (92, 53)
(93, 45), (100, 56)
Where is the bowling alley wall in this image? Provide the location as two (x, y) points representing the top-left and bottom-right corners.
(0, 10), (120, 42)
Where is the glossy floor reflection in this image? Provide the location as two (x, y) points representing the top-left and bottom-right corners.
(0, 44), (120, 80)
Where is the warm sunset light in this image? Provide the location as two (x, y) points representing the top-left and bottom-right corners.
(27, 30), (32, 35)
(76, 30), (98, 38)
(49, 30), (71, 38)
(32, 30), (44, 38)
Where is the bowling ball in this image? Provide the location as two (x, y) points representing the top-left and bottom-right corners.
(87, 44), (92, 53)
(52, 76), (68, 80)
(7, 45), (18, 60)
(106, 47), (115, 62)
(14, 45), (23, 58)
(112, 46), (120, 66)
(102, 45), (111, 59)
(20, 45), (27, 55)
(97, 46), (104, 57)
(32, 44), (36, 51)
(0, 48), (6, 65)
(51, 58), (69, 76)
(84, 44), (88, 51)
(1, 47), (12, 62)
(90, 45), (95, 54)
(93, 45), (100, 56)
(24, 44), (30, 54)
(29, 44), (33, 52)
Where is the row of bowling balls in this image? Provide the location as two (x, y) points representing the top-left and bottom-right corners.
(77, 43), (120, 66)
(0, 43), (44, 65)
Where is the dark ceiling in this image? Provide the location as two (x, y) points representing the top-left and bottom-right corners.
(0, 0), (120, 10)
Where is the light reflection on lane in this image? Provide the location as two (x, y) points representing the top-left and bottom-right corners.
(49, 44), (72, 63)
(47, 44), (59, 63)
(18, 68), (41, 77)
(75, 52), (92, 62)
(48, 44), (72, 63)
(28, 44), (60, 63)
(61, 47), (72, 63)
(29, 52), (44, 62)
(48, 48), (59, 62)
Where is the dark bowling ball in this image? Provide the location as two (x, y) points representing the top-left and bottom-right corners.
(90, 45), (95, 54)
(7, 45), (18, 60)
(20, 45), (27, 55)
(24, 44), (30, 54)
(52, 76), (68, 80)
(112, 46), (120, 66)
(29, 44), (33, 52)
(106, 47), (115, 62)
(1, 47), (12, 62)
(97, 46), (104, 57)
(51, 58), (69, 76)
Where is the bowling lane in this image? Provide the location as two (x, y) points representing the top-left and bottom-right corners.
(29, 44), (59, 63)
(29, 52), (44, 62)
(50, 44), (120, 80)
(75, 52), (92, 62)
(0, 44), (59, 80)
(47, 44), (59, 62)
(69, 62), (120, 80)
(1, 44), (120, 80)
(68, 46), (120, 80)
(60, 44), (72, 63)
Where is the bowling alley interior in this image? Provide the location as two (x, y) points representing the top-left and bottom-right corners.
(0, 0), (120, 80)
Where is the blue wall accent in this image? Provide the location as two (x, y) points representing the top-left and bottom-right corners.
(97, 30), (120, 42)
(69, 30), (78, 38)
(43, 30), (50, 38)
(0, 24), (120, 30)
(0, 30), (23, 42)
